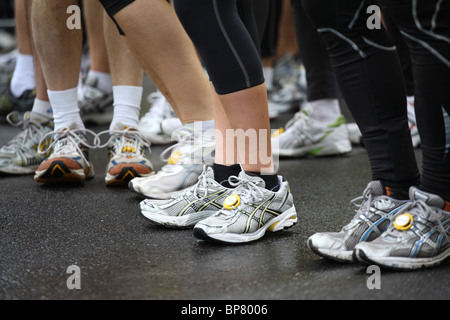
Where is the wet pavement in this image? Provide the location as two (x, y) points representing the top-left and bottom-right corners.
(1, 98), (449, 301)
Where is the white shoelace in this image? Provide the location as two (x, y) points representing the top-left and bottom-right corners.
(159, 127), (214, 170)
(37, 126), (98, 168)
(96, 128), (150, 155)
(3, 112), (49, 152)
(383, 200), (450, 245)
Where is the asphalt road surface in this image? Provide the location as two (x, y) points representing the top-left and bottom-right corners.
(1, 96), (449, 301)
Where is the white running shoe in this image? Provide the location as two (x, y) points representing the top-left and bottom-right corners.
(193, 170), (297, 244)
(34, 123), (96, 183)
(272, 110), (352, 157)
(140, 166), (233, 228)
(129, 126), (215, 199)
(97, 123), (154, 186)
(138, 91), (181, 145)
(0, 112), (53, 174)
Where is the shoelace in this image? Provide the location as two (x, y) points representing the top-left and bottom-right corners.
(176, 165), (215, 200)
(287, 111), (323, 144)
(217, 175), (265, 216)
(96, 128), (150, 155)
(37, 126), (98, 168)
(344, 187), (395, 231)
(383, 200), (450, 245)
(159, 127), (213, 170)
(3, 112), (49, 151)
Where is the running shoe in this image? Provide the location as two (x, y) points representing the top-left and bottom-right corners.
(138, 91), (181, 145)
(140, 166), (232, 228)
(354, 187), (450, 270)
(269, 82), (305, 114)
(307, 181), (410, 262)
(129, 126), (215, 199)
(0, 49), (16, 89)
(79, 74), (113, 125)
(98, 123), (154, 186)
(0, 87), (35, 117)
(193, 170), (297, 244)
(0, 112), (53, 174)
(34, 123), (96, 183)
(269, 54), (306, 113)
(271, 109), (352, 157)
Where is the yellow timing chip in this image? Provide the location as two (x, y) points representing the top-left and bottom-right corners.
(223, 195), (241, 210)
(394, 213), (414, 231)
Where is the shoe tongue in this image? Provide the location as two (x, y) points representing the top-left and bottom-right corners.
(365, 181), (385, 197)
(409, 187), (445, 209)
(238, 170), (266, 189)
(28, 112), (52, 124)
(84, 73), (98, 87)
(204, 166), (215, 180)
(112, 122), (137, 132)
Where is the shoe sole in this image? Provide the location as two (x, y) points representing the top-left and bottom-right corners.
(34, 159), (94, 183)
(306, 238), (355, 263)
(275, 139), (352, 158)
(0, 165), (39, 175)
(193, 206), (297, 244)
(128, 181), (190, 200)
(140, 208), (217, 228)
(354, 247), (450, 270)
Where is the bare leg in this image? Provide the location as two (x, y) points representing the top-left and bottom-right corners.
(32, 0), (83, 130)
(104, 11), (143, 131)
(111, 0), (214, 124)
(217, 84), (274, 174)
(83, 0), (109, 74)
(10, 0), (35, 99)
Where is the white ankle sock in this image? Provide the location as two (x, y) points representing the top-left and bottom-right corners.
(31, 99), (53, 119)
(47, 87), (84, 130)
(304, 98), (341, 126)
(109, 86), (142, 132)
(86, 70), (112, 94)
(10, 54), (35, 98)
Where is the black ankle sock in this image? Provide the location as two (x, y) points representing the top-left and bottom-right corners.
(213, 163), (242, 188)
(381, 182), (410, 200)
(213, 163), (280, 191)
(246, 171), (280, 192)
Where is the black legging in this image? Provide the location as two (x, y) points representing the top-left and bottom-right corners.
(302, 0), (450, 200)
(173, 0), (265, 95)
(291, 0), (338, 102)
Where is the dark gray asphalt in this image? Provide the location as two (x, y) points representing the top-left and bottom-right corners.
(1, 102), (449, 301)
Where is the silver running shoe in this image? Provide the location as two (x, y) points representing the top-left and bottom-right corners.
(193, 170), (297, 244)
(129, 126), (215, 199)
(0, 112), (53, 174)
(140, 166), (232, 228)
(307, 181), (409, 262)
(354, 187), (450, 270)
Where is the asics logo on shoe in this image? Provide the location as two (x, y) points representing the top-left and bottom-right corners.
(178, 189), (230, 216)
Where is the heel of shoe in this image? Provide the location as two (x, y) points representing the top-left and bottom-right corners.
(268, 206), (297, 232)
